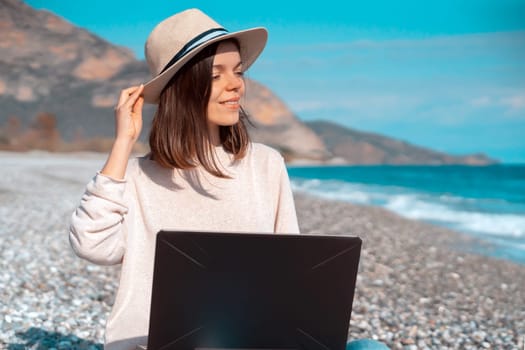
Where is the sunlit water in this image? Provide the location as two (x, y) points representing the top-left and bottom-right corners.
(288, 164), (525, 265)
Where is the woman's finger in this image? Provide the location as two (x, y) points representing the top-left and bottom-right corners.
(132, 96), (145, 115)
(123, 85), (144, 108)
(117, 86), (142, 107)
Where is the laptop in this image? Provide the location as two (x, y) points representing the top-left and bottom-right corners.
(145, 231), (362, 350)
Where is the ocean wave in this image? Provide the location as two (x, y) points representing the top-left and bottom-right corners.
(291, 179), (377, 205)
(384, 195), (525, 238)
(291, 178), (525, 239)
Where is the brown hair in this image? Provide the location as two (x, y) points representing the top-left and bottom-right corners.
(149, 39), (250, 178)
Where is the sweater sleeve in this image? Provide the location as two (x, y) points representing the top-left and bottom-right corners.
(69, 172), (129, 265)
(274, 159), (300, 234)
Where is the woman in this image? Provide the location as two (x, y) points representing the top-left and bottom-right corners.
(70, 8), (388, 350)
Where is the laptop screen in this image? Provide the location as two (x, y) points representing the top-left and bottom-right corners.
(147, 231), (361, 350)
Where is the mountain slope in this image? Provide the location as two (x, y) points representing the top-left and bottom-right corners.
(0, 0), (496, 165)
(0, 0), (327, 160)
(306, 120), (498, 165)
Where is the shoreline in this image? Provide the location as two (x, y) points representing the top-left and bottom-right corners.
(294, 192), (525, 348)
(294, 189), (525, 267)
(295, 192), (503, 259)
(287, 163), (525, 268)
(1, 153), (524, 349)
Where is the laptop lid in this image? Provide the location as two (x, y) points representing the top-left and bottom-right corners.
(147, 231), (361, 350)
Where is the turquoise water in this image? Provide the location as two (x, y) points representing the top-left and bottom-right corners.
(287, 165), (525, 265)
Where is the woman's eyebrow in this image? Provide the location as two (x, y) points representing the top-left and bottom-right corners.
(212, 61), (243, 70)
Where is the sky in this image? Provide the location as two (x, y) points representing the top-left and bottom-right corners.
(25, 0), (525, 163)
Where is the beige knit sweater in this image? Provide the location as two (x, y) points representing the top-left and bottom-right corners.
(69, 143), (300, 350)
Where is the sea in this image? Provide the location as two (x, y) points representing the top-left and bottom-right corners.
(287, 164), (525, 265)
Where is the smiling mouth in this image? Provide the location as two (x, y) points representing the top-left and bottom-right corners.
(220, 96), (240, 103)
(219, 98), (241, 109)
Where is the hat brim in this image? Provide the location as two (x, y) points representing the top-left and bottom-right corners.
(142, 27), (268, 104)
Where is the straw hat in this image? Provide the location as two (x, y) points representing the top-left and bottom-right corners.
(142, 8), (268, 104)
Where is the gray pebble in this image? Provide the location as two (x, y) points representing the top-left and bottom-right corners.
(2, 153), (525, 350)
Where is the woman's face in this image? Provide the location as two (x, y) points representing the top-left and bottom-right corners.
(207, 41), (245, 135)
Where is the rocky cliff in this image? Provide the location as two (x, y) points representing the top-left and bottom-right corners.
(0, 0), (497, 165)
(0, 0), (327, 160)
(307, 120), (498, 165)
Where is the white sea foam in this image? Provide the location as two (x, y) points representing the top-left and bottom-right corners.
(291, 180), (374, 204)
(291, 178), (525, 239)
(384, 195), (525, 238)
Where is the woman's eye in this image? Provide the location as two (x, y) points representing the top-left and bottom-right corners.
(235, 71), (244, 77)
(212, 74), (220, 80)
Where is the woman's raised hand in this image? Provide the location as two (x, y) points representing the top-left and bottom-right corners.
(100, 85), (145, 179)
(114, 85), (145, 144)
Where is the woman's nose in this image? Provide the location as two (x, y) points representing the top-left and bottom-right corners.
(226, 73), (243, 91)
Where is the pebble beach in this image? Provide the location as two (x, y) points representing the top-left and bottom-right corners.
(1, 151), (524, 350)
